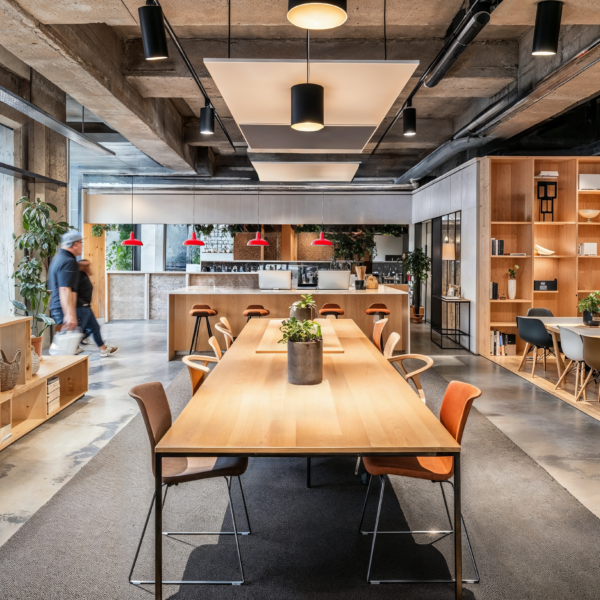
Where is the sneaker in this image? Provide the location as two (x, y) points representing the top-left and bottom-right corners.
(75, 345), (84, 355)
(81, 338), (93, 345)
(100, 345), (119, 357)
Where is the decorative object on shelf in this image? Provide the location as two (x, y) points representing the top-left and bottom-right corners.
(31, 346), (40, 375)
(31, 335), (43, 359)
(578, 243), (598, 256)
(354, 265), (366, 290)
(366, 275), (379, 289)
(279, 318), (323, 385)
(290, 294), (316, 321)
(499, 293), (507, 301)
(534, 243), (555, 256)
(535, 171), (559, 178)
(579, 174), (600, 191)
(508, 265), (519, 300)
(534, 279), (558, 291)
(578, 291), (600, 327)
(537, 181), (557, 221)
(579, 209), (600, 223)
(446, 284), (461, 298)
(402, 248), (431, 325)
(0, 349), (21, 391)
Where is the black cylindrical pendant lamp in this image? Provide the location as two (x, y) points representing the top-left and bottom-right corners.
(291, 83), (324, 132)
(287, 0), (347, 30)
(532, 1), (563, 56)
(139, 2), (169, 61)
(403, 101), (416, 137)
(200, 103), (215, 135)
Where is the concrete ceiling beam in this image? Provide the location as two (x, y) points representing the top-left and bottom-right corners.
(0, 0), (195, 172)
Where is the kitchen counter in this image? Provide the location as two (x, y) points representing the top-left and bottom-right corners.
(167, 285), (409, 359)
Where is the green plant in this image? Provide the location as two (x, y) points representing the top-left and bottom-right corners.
(279, 318), (322, 344)
(294, 224), (321, 233)
(402, 249), (432, 311)
(508, 265), (519, 279)
(578, 291), (600, 314)
(11, 196), (73, 336)
(106, 225), (133, 271)
(194, 224), (214, 237)
(290, 294), (317, 310)
(329, 230), (376, 261)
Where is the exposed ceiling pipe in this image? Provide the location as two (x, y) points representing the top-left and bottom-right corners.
(452, 92), (517, 140)
(424, 8), (491, 88)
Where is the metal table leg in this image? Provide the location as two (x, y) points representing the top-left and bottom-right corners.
(454, 453), (462, 600)
(155, 453), (162, 600)
(307, 457), (311, 488)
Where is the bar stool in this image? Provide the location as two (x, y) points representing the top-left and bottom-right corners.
(243, 305), (270, 322)
(366, 303), (391, 351)
(189, 304), (218, 355)
(319, 303), (344, 319)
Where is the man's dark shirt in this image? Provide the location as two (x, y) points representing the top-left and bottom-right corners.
(77, 271), (93, 307)
(48, 249), (79, 311)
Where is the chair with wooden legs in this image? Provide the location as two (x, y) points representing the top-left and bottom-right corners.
(215, 322), (234, 350)
(516, 316), (557, 377)
(220, 316), (233, 333)
(366, 304), (390, 351)
(358, 381), (482, 585)
(209, 336), (223, 361)
(387, 354), (434, 404)
(554, 327), (587, 399)
(372, 318), (388, 353)
(188, 304), (218, 355)
(128, 381), (251, 587)
(575, 335), (600, 402)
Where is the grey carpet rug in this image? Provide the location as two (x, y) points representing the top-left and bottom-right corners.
(1, 367), (599, 600)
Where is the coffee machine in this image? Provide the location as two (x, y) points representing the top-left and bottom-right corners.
(297, 265), (318, 288)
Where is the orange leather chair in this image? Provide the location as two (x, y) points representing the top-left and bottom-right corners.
(358, 381), (482, 585)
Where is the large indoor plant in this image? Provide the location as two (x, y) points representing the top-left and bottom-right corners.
(402, 249), (432, 323)
(290, 294), (317, 321)
(279, 318), (323, 385)
(11, 196), (73, 354)
(578, 291), (600, 327)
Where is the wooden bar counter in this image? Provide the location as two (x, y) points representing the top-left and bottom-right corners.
(167, 285), (410, 359)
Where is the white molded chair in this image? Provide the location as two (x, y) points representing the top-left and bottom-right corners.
(555, 326), (586, 399)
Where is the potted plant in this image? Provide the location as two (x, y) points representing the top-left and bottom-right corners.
(578, 291), (600, 327)
(279, 318), (323, 385)
(402, 249), (432, 323)
(290, 294), (317, 321)
(508, 265), (519, 300)
(11, 196), (73, 355)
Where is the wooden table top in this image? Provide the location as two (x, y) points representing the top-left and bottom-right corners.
(157, 318), (458, 456)
(523, 316), (600, 335)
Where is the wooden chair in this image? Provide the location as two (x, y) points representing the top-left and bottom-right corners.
(387, 353), (434, 404)
(209, 335), (222, 361)
(215, 322), (234, 350)
(182, 356), (210, 395)
(383, 332), (401, 359)
(220, 316), (233, 334)
(372, 318), (388, 353)
(128, 381), (251, 586)
(359, 381), (482, 585)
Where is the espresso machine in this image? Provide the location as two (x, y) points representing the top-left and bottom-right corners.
(297, 265), (318, 288)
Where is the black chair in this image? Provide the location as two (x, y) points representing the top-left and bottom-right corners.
(517, 316), (556, 377)
(526, 307), (554, 317)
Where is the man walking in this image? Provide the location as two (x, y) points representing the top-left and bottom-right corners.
(77, 259), (118, 357)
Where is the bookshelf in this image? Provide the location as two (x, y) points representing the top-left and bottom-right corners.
(479, 156), (600, 357)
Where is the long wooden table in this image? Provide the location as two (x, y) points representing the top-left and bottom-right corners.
(154, 318), (462, 599)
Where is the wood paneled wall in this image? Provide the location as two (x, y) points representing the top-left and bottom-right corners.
(83, 223), (106, 318)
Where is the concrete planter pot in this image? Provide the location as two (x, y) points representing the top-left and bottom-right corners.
(290, 306), (313, 321)
(287, 339), (323, 385)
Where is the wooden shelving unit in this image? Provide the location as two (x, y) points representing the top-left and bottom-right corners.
(0, 316), (88, 451)
(479, 156), (600, 356)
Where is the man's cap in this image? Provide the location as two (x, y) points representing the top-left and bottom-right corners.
(61, 231), (83, 245)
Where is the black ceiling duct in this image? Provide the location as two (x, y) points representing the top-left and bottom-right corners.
(139, 2), (169, 60)
(532, 1), (563, 56)
(424, 8), (491, 88)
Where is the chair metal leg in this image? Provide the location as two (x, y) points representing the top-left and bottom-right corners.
(130, 476), (249, 587)
(189, 317), (200, 355)
(237, 476), (252, 534)
(307, 457), (311, 488)
(205, 316), (213, 340)
(366, 476), (385, 583)
(358, 473), (373, 532)
(355, 456), (362, 475)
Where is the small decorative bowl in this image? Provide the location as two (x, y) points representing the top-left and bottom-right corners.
(579, 209), (600, 223)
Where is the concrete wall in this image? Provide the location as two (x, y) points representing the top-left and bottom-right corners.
(0, 125), (15, 316)
(412, 159), (479, 353)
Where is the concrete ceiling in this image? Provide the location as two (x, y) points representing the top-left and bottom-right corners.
(2, 0), (600, 185)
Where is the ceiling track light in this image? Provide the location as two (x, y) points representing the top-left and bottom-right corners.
(200, 100), (215, 135)
(532, 1), (563, 56)
(291, 30), (324, 132)
(424, 6), (491, 88)
(403, 99), (416, 137)
(287, 0), (347, 30)
(139, 1), (169, 60)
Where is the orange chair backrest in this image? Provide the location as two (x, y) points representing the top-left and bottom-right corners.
(129, 382), (171, 473)
(439, 381), (482, 444)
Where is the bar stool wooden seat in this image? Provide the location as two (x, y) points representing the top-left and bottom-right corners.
(128, 381), (251, 586)
(189, 304), (218, 355)
(243, 304), (270, 322)
(319, 303), (344, 318)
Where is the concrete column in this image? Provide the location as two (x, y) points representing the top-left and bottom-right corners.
(0, 124), (15, 315)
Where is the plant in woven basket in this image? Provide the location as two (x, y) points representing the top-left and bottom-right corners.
(12, 196), (73, 337)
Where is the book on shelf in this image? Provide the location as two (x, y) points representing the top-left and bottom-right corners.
(0, 423), (11, 443)
(47, 377), (60, 394)
(491, 238), (496, 255)
(509, 253), (526, 256)
(47, 388), (60, 404)
(535, 171), (559, 177)
(490, 330), (517, 356)
(490, 282), (498, 300)
(498, 240), (504, 256)
(47, 398), (60, 415)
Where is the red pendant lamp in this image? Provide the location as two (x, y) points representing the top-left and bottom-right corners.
(247, 189), (269, 246)
(311, 191), (332, 246)
(183, 177), (205, 247)
(122, 176), (143, 246)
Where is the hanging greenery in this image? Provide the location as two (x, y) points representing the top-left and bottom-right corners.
(194, 224), (215, 237)
(106, 225), (134, 271)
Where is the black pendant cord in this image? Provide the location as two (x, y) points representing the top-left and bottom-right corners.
(384, 0), (387, 61)
(306, 29), (310, 83)
(131, 175), (134, 226)
(228, 0), (231, 59)
(149, 0), (236, 152)
(321, 190), (325, 233)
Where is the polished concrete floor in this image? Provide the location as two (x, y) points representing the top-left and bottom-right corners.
(1, 319), (599, 548)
